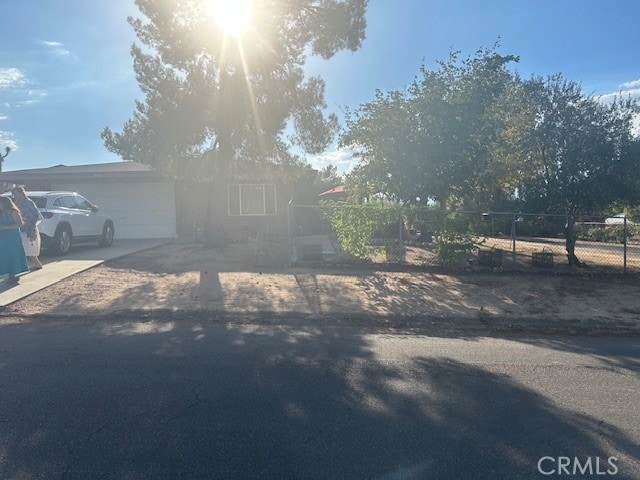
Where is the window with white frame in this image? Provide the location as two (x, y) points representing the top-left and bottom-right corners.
(228, 184), (277, 216)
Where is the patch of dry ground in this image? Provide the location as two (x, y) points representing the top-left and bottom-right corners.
(374, 237), (640, 274)
(4, 242), (640, 331)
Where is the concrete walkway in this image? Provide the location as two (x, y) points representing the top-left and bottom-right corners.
(0, 239), (171, 307)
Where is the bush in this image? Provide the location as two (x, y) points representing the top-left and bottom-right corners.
(578, 225), (629, 243)
(432, 233), (477, 267)
(324, 203), (401, 259)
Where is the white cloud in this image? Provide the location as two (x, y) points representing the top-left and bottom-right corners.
(307, 147), (359, 175)
(12, 90), (48, 108)
(69, 80), (100, 89)
(0, 115), (7, 121)
(18, 99), (43, 107)
(598, 78), (640, 104)
(0, 131), (18, 150)
(597, 92), (618, 104)
(598, 88), (640, 104)
(0, 68), (26, 88)
(620, 79), (640, 90)
(614, 87), (640, 101)
(0, 69), (47, 109)
(41, 40), (75, 58)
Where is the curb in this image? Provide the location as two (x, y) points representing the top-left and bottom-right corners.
(2, 309), (639, 337)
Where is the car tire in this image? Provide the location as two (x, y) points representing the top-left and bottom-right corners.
(99, 221), (114, 247)
(52, 224), (72, 255)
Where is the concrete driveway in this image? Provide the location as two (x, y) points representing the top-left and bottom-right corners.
(0, 239), (171, 307)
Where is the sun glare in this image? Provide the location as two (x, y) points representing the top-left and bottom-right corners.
(205, 0), (252, 36)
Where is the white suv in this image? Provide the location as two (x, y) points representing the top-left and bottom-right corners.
(27, 191), (115, 255)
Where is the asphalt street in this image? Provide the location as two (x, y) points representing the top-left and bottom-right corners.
(0, 319), (639, 479)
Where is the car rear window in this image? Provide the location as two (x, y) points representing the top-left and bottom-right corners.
(30, 197), (47, 209)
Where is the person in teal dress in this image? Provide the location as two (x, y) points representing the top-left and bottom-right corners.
(0, 195), (29, 285)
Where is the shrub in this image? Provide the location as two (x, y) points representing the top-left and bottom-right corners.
(432, 233), (477, 267)
(578, 225), (630, 243)
(324, 203), (401, 259)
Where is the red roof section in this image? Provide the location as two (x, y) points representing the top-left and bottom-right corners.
(319, 185), (346, 196)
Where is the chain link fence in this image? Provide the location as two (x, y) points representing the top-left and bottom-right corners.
(286, 204), (640, 274)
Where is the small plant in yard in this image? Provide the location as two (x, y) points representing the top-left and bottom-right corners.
(432, 233), (478, 267)
(478, 246), (503, 268)
(323, 203), (401, 259)
(532, 247), (554, 268)
(429, 210), (482, 267)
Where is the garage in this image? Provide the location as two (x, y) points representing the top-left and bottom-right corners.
(53, 181), (176, 239)
(0, 162), (177, 240)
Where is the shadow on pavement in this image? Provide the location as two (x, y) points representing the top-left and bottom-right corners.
(0, 321), (637, 479)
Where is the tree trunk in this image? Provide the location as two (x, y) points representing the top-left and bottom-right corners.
(204, 69), (236, 248)
(564, 215), (583, 267)
(205, 180), (227, 248)
(204, 145), (231, 248)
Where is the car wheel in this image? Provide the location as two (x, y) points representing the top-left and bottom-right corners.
(52, 225), (72, 255)
(99, 221), (114, 247)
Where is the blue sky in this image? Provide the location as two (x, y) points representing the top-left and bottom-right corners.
(2, 0), (639, 174)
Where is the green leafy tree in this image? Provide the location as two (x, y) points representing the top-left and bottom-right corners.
(103, 0), (368, 245)
(341, 45), (519, 208)
(341, 43), (640, 267)
(314, 163), (343, 188)
(514, 75), (640, 266)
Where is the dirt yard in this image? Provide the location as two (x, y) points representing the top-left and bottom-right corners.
(3, 241), (640, 332)
(368, 236), (640, 274)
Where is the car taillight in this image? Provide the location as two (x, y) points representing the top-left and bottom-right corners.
(41, 212), (54, 219)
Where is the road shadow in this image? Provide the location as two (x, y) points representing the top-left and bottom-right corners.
(509, 335), (640, 375)
(0, 322), (638, 479)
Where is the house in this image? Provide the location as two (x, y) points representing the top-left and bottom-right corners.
(0, 162), (176, 239)
(175, 164), (317, 240)
(0, 160), (317, 241)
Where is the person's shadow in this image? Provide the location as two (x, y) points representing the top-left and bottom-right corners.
(0, 275), (22, 293)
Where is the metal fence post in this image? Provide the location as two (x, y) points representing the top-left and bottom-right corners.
(287, 200), (293, 266)
(624, 216), (628, 275)
(511, 214), (517, 272)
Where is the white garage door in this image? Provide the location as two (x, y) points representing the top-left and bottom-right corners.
(53, 181), (177, 239)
